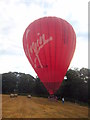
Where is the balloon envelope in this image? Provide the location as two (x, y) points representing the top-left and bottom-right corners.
(23, 17), (76, 95)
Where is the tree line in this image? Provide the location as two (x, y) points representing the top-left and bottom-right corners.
(2, 68), (89, 104)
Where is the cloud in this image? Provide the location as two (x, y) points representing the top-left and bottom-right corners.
(70, 37), (88, 69)
(0, 54), (36, 76)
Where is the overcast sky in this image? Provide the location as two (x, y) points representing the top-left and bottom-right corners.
(0, 0), (88, 77)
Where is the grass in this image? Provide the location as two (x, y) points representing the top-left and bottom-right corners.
(2, 94), (89, 118)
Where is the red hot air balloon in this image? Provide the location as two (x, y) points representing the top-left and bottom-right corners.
(23, 17), (76, 95)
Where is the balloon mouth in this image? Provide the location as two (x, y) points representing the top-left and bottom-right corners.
(49, 91), (54, 95)
(48, 89), (56, 95)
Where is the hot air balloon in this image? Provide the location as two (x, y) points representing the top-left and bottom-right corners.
(23, 17), (76, 95)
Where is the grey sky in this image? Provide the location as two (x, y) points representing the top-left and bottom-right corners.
(0, 0), (88, 77)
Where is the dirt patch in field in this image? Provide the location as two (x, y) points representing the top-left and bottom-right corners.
(2, 95), (88, 118)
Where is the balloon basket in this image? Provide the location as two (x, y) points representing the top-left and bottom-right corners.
(48, 95), (58, 102)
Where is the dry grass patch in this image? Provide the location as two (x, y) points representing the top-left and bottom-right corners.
(2, 94), (88, 118)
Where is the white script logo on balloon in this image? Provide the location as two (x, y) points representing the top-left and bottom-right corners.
(26, 29), (53, 68)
